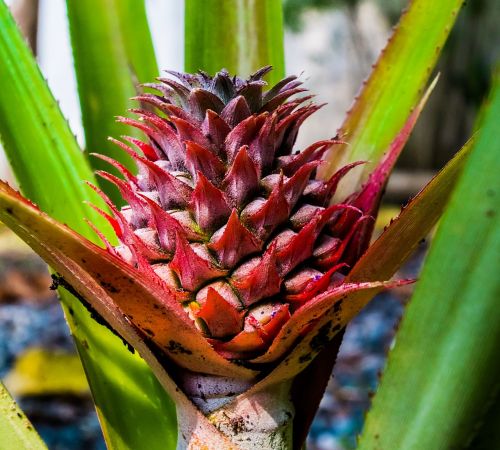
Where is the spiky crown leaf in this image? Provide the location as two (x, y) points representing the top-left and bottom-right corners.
(91, 66), (379, 360)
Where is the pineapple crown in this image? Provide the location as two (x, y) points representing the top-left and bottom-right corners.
(89, 66), (380, 361)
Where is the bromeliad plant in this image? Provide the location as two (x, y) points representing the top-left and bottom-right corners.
(0, 66), (421, 448)
(0, 0), (498, 449)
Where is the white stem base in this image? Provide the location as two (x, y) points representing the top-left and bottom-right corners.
(177, 372), (294, 449)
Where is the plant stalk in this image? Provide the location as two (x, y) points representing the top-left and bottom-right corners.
(177, 371), (294, 449)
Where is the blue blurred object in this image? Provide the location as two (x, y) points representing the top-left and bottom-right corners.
(0, 301), (73, 377)
(307, 293), (406, 450)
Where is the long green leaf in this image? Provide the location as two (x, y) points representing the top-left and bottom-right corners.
(66, 0), (158, 205)
(0, 3), (176, 449)
(0, 2), (105, 232)
(319, 0), (464, 195)
(185, 0), (285, 84)
(0, 382), (47, 450)
(357, 75), (500, 450)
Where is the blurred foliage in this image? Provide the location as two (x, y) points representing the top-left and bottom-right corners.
(283, 0), (500, 171)
(283, 0), (354, 31)
(283, 0), (407, 31)
(405, 0), (500, 169)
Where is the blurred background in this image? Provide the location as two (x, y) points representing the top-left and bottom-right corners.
(0, 0), (498, 449)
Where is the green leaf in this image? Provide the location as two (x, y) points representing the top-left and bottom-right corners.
(66, 0), (158, 205)
(0, 382), (47, 450)
(319, 0), (464, 195)
(0, 3), (177, 449)
(357, 75), (500, 450)
(0, 1), (107, 235)
(185, 0), (285, 84)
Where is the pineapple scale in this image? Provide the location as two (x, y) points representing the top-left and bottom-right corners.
(92, 67), (374, 359)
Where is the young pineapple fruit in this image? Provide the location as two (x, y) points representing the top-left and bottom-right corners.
(92, 66), (375, 360)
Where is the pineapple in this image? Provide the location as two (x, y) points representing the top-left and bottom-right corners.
(88, 66), (379, 360)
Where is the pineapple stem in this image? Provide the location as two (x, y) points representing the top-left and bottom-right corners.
(177, 371), (294, 449)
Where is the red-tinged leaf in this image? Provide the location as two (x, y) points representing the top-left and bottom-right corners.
(257, 303), (291, 342)
(84, 219), (117, 255)
(170, 115), (213, 150)
(137, 194), (188, 253)
(129, 109), (187, 169)
(0, 181), (256, 380)
(249, 112), (278, 171)
(231, 243), (281, 307)
(250, 280), (410, 364)
(262, 75), (298, 103)
(284, 267), (323, 295)
(212, 330), (265, 359)
(306, 161), (366, 206)
(188, 88), (226, 119)
(201, 109), (232, 152)
(274, 206), (341, 277)
(91, 153), (138, 187)
(95, 171), (149, 228)
(260, 87), (307, 113)
(348, 137), (474, 284)
(315, 215), (373, 270)
(185, 140), (226, 185)
(136, 156), (193, 209)
(276, 104), (323, 155)
(214, 303), (291, 359)
(121, 135), (158, 161)
(116, 115), (163, 144)
(278, 139), (341, 176)
(224, 114), (265, 163)
(170, 233), (227, 291)
(155, 77), (190, 106)
(242, 174), (289, 238)
(283, 161), (320, 208)
(286, 263), (348, 303)
(221, 95), (252, 128)
(349, 75), (439, 214)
